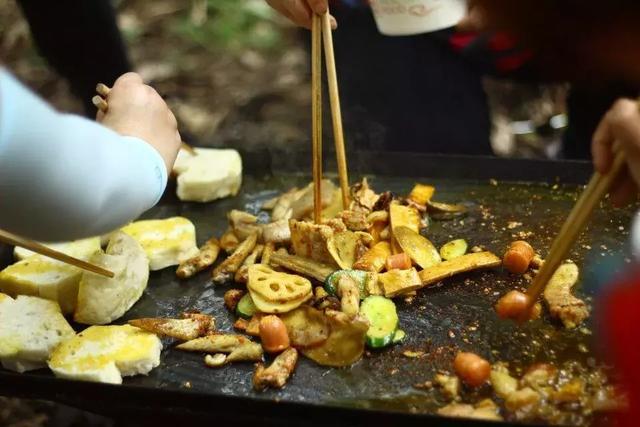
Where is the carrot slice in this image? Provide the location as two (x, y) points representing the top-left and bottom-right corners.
(386, 253), (412, 271)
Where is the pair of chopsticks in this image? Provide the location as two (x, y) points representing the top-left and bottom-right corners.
(0, 229), (114, 278)
(312, 10), (350, 223)
(92, 84), (197, 156)
(522, 146), (627, 312)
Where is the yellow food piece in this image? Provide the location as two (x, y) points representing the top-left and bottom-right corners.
(378, 268), (422, 298)
(393, 226), (441, 269)
(354, 241), (392, 273)
(408, 184), (435, 206)
(249, 290), (311, 314)
(48, 325), (161, 384)
(248, 265), (312, 302)
(439, 239), (468, 261)
(327, 231), (372, 270)
(120, 217), (198, 271)
(0, 256), (82, 314)
(389, 203), (421, 234)
(14, 237), (101, 261)
(418, 252), (502, 287)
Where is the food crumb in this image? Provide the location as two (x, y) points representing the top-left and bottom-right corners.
(489, 179), (498, 186)
(390, 368), (399, 375)
(578, 344), (589, 353)
(403, 350), (426, 358)
(507, 221), (522, 229)
(414, 380), (433, 390)
(448, 330), (456, 339)
(184, 381), (192, 388)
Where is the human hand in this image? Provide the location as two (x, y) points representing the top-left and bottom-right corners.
(592, 98), (640, 206)
(265, 0), (336, 30)
(456, 0), (488, 32)
(97, 73), (181, 174)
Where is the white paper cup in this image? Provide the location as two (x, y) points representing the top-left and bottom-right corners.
(370, 0), (467, 36)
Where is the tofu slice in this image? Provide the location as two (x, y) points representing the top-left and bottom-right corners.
(13, 237), (101, 261)
(0, 294), (75, 373)
(0, 256), (82, 314)
(74, 232), (149, 325)
(48, 324), (161, 384)
(120, 217), (198, 271)
(173, 148), (242, 203)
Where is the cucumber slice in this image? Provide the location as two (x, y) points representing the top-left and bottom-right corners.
(360, 296), (399, 349)
(236, 294), (257, 319)
(392, 329), (406, 344)
(439, 239), (468, 261)
(324, 270), (369, 298)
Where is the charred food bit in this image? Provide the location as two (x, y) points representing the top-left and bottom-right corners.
(212, 232), (258, 284)
(128, 316), (213, 341)
(253, 347), (298, 391)
(453, 352), (491, 388)
(224, 289), (245, 312)
(434, 373), (461, 401)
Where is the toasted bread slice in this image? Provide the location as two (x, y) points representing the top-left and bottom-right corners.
(0, 294), (75, 373)
(48, 324), (161, 384)
(0, 256), (82, 314)
(74, 232), (149, 325)
(120, 217), (198, 271)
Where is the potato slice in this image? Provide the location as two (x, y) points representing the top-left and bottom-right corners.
(301, 310), (369, 367)
(393, 226), (441, 269)
(418, 252), (502, 287)
(327, 231), (372, 270)
(353, 241), (392, 273)
(439, 239), (468, 261)
(280, 305), (331, 348)
(290, 180), (337, 219)
(408, 184), (435, 206)
(378, 268), (422, 298)
(269, 253), (334, 282)
(389, 203), (421, 234)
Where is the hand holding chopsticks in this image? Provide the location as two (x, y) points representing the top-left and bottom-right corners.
(0, 229), (114, 278)
(311, 7), (350, 224)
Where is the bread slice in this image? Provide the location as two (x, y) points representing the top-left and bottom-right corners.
(14, 237), (101, 261)
(119, 217), (198, 271)
(74, 232), (149, 325)
(173, 148), (242, 203)
(0, 294), (75, 373)
(48, 324), (161, 384)
(0, 256), (82, 314)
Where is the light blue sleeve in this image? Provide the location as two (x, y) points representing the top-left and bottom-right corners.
(0, 69), (168, 241)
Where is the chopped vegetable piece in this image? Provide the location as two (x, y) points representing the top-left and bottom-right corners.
(176, 237), (220, 279)
(259, 315), (290, 353)
(128, 316), (211, 341)
(280, 305), (330, 348)
(247, 265), (312, 314)
(392, 329), (406, 344)
(544, 263), (588, 329)
(354, 241), (392, 272)
(204, 353), (227, 368)
(324, 269), (370, 297)
(439, 239), (468, 261)
(224, 289), (245, 312)
(408, 184), (435, 206)
(326, 231), (372, 270)
(417, 252), (502, 288)
(301, 310), (369, 367)
(385, 253), (412, 271)
(289, 219), (336, 265)
(253, 347), (298, 391)
(389, 203), (421, 234)
(261, 242), (275, 265)
(176, 334), (250, 353)
(378, 268), (422, 298)
(212, 232), (258, 284)
(427, 200), (467, 216)
(454, 352), (491, 387)
(234, 244), (264, 283)
(361, 296), (398, 349)
(236, 294), (258, 319)
(393, 226), (441, 269)
(503, 241), (535, 274)
(219, 229), (240, 253)
(338, 275), (361, 318)
(269, 253), (335, 282)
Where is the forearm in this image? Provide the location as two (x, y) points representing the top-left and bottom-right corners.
(0, 69), (167, 241)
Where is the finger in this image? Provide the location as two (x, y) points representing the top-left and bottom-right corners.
(284, 0), (313, 29)
(306, 0), (328, 15)
(96, 109), (105, 122)
(168, 110), (178, 129)
(610, 168), (638, 207)
(113, 72), (144, 87)
(592, 110), (614, 174)
(266, 0), (298, 24)
(329, 14), (337, 30)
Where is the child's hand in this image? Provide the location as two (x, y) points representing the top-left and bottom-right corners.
(592, 98), (640, 207)
(265, 0), (336, 29)
(97, 72), (181, 174)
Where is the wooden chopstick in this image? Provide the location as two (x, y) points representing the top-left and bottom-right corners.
(311, 13), (323, 224)
(0, 229), (114, 278)
(92, 83), (197, 156)
(523, 148), (627, 310)
(321, 10), (350, 209)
